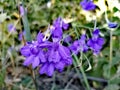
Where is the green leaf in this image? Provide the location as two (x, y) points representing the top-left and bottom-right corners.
(104, 84), (120, 90)
(109, 78), (120, 84)
(103, 64), (116, 79)
(113, 7), (119, 13)
(21, 2), (31, 41)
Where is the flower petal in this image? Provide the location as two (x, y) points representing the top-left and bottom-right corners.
(97, 38), (105, 46)
(32, 56), (40, 69)
(39, 63), (48, 74)
(65, 58), (72, 65)
(39, 50), (46, 63)
(20, 46), (31, 57)
(37, 32), (44, 43)
(23, 55), (34, 66)
(58, 45), (71, 59)
(55, 61), (65, 71)
(62, 21), (69, 30)
(48, 49), (60, 63)
(108, 22), (118, 28)
(47, 63), (54, 76)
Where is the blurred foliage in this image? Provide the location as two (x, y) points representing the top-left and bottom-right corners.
(0, 0), (120, 90)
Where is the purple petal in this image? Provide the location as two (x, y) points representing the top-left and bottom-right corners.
(37, 32), (44, 43)
(32, 56), (40, 69)
(92, 29), (100, 39)
(8, 24), (16, 32)
(62, 21), (69, 30)
(53, 17), (62, 27)
(52, 27), (63, 41)
(108, 22), (118, 28)
(19, 5), (25, 16)
(20, 46), (31, 57)
(80, 34), (86, 40)
(39, 63), (48, 74)
(58, 45), (71, 59)
(93, 29), (100, 35)
(38, 41), (52, 48)
(97, 38), (105, 46)
(47, 63), (54, 76)
(80, 0), (96, 11)
(83, 45), (88, 52)
(23, 55), (34, 66)
(39, 50), (46, 63)
(55, 61), (65, 71)
(30, 47), (39, 55)
(63, 58), (72, 65)
(54, 51), (61, 62)
(93, 44), (102, 50)
(48, 50), (60, 63)
(19, 31), (25, 41)
(48, 49), (54, 62)
(87, 39), (93, 46)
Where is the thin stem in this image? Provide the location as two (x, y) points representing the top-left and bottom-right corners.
(72, 59), (84, 86)
(51, 73), (56, 90)
(109, 30), (113, 78)
(94, 18), (97, 30)
(30, 67), (38, 90)
(105, 11), (109, 23)
(73, 54), (90, 90)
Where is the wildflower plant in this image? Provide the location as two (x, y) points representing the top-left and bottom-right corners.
(21, 16), (105, 78)
(20, 17), (72, 76)
(16, 0), (119, 90)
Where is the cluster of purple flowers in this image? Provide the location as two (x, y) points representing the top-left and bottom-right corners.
(20, 17), (72, 76)
(51, 17), (69, 42)
(87, 29), (105, 55)
(20, 17), (105, 76)
(80, 0), (96, 11)
(69, 29), (105, 55)
(69, 34), (88, 54)
(19, 0), (118, 77)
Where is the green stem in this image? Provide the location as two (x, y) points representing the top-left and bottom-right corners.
(73, 54), (90, 90)
(51, 73), (56, 90)
(109, 30), (113, 78)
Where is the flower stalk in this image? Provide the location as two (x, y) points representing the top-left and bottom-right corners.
(73, 54), (90, 90)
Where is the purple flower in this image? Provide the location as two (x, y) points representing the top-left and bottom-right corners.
(20, 31), (72, 76)
(8, 24), (16, 32)
(36, 32), (44, 43)
(69, 34), (88, 54)
(108, 22), (118, 28)
(80, 0), (96, 11)
(21, 41), (40, 68)
(19, 31), (25, 41)
(39, 41), (72, 76)
(87, 29), (105, 55)
(53, 17), (62, 28)
(51, 17), (69, 42)
(62, 21), (69, 30)
(51, 26), (63, 42)
(19, 5), (25, 16)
